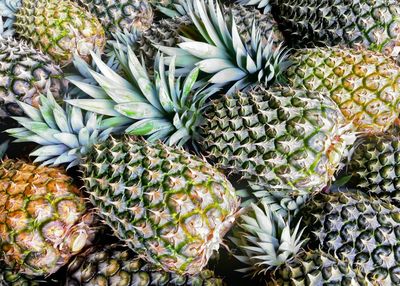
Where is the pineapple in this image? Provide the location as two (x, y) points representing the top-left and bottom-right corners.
(247, 0), (400, 62)
(77, 0), (154, 36)
(0, 37), (66, 118)
(0, 0), (106, 66)
(0, 159), (97, 276)
(7, 91), (240, 275)
(67, 47), (351, 195)
(287, 47), (400, 132)
(66, 244), (226, 285)
(346, 132), (400, 197)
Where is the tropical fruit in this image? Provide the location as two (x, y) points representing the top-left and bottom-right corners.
(0, 0), (106, 65)
(299, 191), (400, 285)
(66, 244), (226, 285)
(258, 0), (400, 62)
(200, 85), (351, 194)
(0, 37), (65, 118)
(78, 0), (154, 36)
(287, 47), (400, 132)
(7, 91), (240, 275)
(346, 132), (400, 197)
(0, 160), (97, 276)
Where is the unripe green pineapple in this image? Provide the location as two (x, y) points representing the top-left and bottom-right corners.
(300, 191), (400, 285)
(287, 47), (400, 132)
(0, 0), (106, 65)
(240, 0), (400, 62)
(201, 85), (350, 194)
(0, 160), (97, 276)
(66, 244), (226, 286)
(78, 0), (154, 36)
(346, 132), (400, 197)
(0, 37), (66, 118)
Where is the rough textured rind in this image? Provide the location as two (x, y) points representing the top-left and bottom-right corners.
(15, 0), (106, 65)
(66, 244), (226, 286)
(81, 137), (239, 275)
(201, 85), (348, 194)
(0, 37), (65, 118)
(288, 47), (400, 132)
(0, 160), (96, 276)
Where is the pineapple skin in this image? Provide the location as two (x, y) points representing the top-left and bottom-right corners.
(66, 244), (226, 286)
(0, 160), (97, 276)
(0, 37), (66, 118)
(15, 0), (106, 66)
(301, 191), (400, 285)
(201, 86), (348, 194)
(78, 0), (154, 36)
(347, 133), (400, 197)
(271, 0), (400, 61)
(81, 137), (239, 275)
(288, 47), (400, 132)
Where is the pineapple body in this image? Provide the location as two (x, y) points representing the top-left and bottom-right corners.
(0, 160), (96, 276)
(0, 37), (65, 118)
(81, 137), (239, 275)
(15, 0), (106, 66)
(300, 191), (400, 285)
(270, 0), (400, 61)
(201, 86), (348, 194)
(347, 133), (400, 196)
(66, 244), (225, 286)
(288, 47), (400, 132)
(78, 0), (153, 36)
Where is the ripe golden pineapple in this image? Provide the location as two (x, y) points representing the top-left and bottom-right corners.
(0, 160), (97, 276)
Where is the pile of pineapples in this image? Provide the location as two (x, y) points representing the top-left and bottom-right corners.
(2, 0), (400, 285)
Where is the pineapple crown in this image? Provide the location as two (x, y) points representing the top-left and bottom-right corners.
(230, 199), (307, 275)
(235, 0), (271, 14)
(67, 46), (219, 147)
(0, 140), (8, 159)
(0, 0), (21, 37)
(6, 91), (114, 168)
(158, 0), (291, 94)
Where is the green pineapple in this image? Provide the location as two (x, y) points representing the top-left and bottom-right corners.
(239, 0), (400, 62)
(346, 132), (400, 197)
(286, 47), (400, 132)
(0, 37), (66, 118)
(7, 91), (240, 275)
(66, 244), (226, 285)
(67, 47), (351, 195)
(78, 0), (154, 36)
(0, 0), (106, 66)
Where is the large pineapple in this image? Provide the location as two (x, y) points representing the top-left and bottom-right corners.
(287, 47), (400, 132)
(0, 37), (66, 118)
(7, 92), (240, 275)
(346, 132), (400, 197)
(66, 244), (226, 285)
(78, 0), (154, 36)
(0, 0), (106, 65)
(0, 160), (97, 276)
(240, 0), (400, 62)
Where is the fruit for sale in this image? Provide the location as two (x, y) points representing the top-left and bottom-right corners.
(0, 0), (106, 65)
(287, 47), (400, 132)
(78, 0), (154, 36)
(7, 91), (240, 275)
(0, 37), (65, 118)
(66, 244), (226, 285)
(0, 159), (97, 276)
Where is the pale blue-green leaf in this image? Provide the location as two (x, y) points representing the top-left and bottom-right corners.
(53, 106), (71, 133)
(67, 99), (121, 117)
(100, 117), (133, 129)
(70, 107), (84, 133)
(197, 58), (234, 73)
(157, 73), (174, 113)
(168, 56), (177, 103)
(194, 0), (224, 48)
(181, 67), (199, 105)
(125, 118), (173, 136)
(67, 78), (108, 99)
(209, 68), (246, 84)
(86, 113), (98, 131)
(156, 45), (192, 56)
(137, 77), (162, 110)
(78, 128), (90, 147)
(167, 128), (189, 146)
(114, 102), (164, 119)
(179, 42), (228, 60)
(16, 101), (42, 121)
(53, 133), (80, 148)
(53, 152), (78, 165)
(31, 145), (68, 156)
(246, 54), (258, 74)
(147, 126), (175, 142)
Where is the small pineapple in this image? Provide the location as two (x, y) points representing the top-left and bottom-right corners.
(0, 0), (106, 65)
(0, 160), (97, 276)
(78, 0), (154, 36)
(7, 91), (240, 275)
(287, 47), (400, 132)
(0, 37), (66, 118)
(66, 244), (226, 285)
